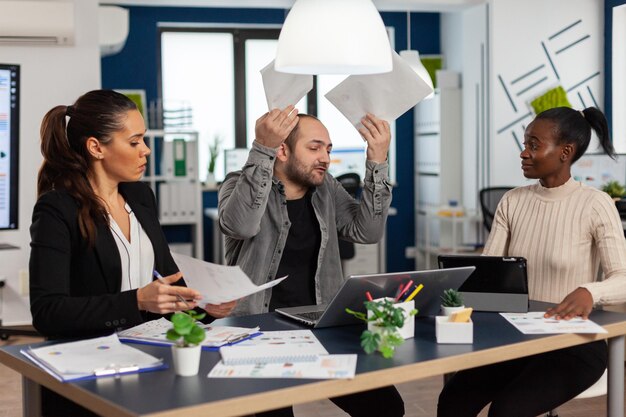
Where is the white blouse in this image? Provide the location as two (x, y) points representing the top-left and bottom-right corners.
(109, 203), (155, 291)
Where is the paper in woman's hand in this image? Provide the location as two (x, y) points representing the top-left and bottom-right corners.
(325, 50), (434, 129)
(261, 59), (313, 110)
(171, 252), (287, 304)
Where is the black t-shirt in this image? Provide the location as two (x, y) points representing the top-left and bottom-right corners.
(269, 192), (321, 311)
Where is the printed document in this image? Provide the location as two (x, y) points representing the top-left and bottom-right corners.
(218, 330), (328, 365)
(261, 59), (313, 110)
(325, 50), (433, 130)
(171, 252), (287, 304)
(118, 317), (260, 349)
(208, 354), (357, 379)
(21, 334), (163, 382)
(500, 312), (608, 334)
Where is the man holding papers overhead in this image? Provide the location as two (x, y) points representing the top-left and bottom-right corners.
(218, 107), (404, 417)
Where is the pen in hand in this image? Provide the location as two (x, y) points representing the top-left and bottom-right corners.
(153, 270), (192, 310)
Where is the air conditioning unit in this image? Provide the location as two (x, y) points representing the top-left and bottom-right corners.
(0, 1), (75, 46)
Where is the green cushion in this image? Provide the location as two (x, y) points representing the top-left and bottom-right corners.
(530, 85), (572, 114)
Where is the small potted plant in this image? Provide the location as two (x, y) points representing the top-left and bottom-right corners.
(346, 298), (417, 358)
(440, 288), (465, 316)
(205, 135), (222, 189)
(166, 310), (206, 376)
(602, 180), (626, 201)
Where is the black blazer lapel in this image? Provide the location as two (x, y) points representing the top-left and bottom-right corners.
(94, 221), (122, 293)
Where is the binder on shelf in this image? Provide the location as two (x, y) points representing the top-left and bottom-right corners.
(158, 182), (171, 222)
(20, 334), (166, 382)
(173, 138), (186, 177)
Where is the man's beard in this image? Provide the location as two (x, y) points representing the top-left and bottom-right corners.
(284, 156), (326, 188)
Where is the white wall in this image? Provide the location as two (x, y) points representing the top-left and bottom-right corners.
(491, 0), (604, 187)
(0, 0), (101, 325)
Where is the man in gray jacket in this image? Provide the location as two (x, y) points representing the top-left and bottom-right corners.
(218, 105), (403, 417)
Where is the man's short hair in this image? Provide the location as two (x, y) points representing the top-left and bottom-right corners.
(284, 113), (321, 150)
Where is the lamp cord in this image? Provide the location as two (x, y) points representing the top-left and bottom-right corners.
(406, 11), (411, 51)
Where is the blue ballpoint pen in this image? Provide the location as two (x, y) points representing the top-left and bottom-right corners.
(153, 270), (192, 310)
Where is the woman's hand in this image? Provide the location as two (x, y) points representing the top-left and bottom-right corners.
(359, 113), (391, 164)
(136, 272), (202, 314)
(544, 287), (594, 320)
(203, 300), (238, 318)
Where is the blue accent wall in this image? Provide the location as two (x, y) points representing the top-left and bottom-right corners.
(605, 0), (626, 134)
(102, 6), (441, 273)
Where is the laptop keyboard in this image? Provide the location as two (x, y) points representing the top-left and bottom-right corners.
(296, 310), (325, 321)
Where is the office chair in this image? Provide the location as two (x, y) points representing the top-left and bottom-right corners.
(479, 187), (514, 232)
(0, 279), (40, 340)
(336, 173), (361, 261)
(546, 368), (608, 416)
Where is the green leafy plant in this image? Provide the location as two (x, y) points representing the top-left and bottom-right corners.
(440, 288), (464, 308)
(166, 310), (206, 347)
(346, 298), (417, 358)
(602, 180), (626, 199)
(207, 135), (222, 175)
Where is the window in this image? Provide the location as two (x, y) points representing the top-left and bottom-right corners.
(160, 26), (396, 182)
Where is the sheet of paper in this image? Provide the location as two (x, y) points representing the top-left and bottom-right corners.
(232, 329), (323, 348)
(500, 312), (608, 334)
(261, 59), (313, 110)
(171, 252), (287, 304)
(208, 354), (357, 379)
(118, 317), (260, 348)
(325, 50), (433, 129)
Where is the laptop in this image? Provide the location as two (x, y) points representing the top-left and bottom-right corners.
(274, 267), (475, 328)
(438, 255), (529, 313)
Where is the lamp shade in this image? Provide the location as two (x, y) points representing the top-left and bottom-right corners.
(275, 0), (392, 75)
(399, 49), (435, 99)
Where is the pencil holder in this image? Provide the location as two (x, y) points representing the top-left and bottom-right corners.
(367, 298), (415, 340)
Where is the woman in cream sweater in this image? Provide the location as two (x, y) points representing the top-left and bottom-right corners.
(438, 106), (626, 417)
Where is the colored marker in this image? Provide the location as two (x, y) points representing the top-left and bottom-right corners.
(404, 283), (424, 302)
(366, 291), (373, 301)
(395, 280), (414, 301)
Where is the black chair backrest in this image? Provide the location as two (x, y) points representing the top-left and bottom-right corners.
(336, 173), (361, 260)
(479, 187), (514, 232)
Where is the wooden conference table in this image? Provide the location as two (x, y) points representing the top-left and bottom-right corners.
(1, 301), (626, 417)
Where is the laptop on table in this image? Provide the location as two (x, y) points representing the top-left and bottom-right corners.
(275, 267), (475, 328)
(437, 255), (529, 313)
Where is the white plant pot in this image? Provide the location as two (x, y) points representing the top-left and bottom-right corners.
(441, 305), (465, 317)
(171, 344), (202, 376)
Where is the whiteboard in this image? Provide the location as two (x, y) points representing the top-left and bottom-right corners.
(571, 154), (626, 190)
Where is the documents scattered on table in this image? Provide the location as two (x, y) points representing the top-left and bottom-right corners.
(20, 334), (164, 382)
(117, 317), (260, 349)
(325, 50), (433, 130)
(500, 312), (608, 334)
(261, 59), (313, 110)
(209, 354), (357, 379)
(218, 330), (328, 365)
(171, 252), (287, 304)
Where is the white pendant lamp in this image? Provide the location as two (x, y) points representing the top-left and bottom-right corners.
(399, 12), (434, 98)
(275, 0), (393, 75)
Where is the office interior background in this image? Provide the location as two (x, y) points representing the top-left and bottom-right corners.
(0, 0), (625, 329)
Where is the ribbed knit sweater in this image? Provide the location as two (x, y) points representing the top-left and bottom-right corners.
(483, 177), (626, 305)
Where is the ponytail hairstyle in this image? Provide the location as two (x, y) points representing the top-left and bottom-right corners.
(38, 89), (137, 245)
(534, 106), (615, 163)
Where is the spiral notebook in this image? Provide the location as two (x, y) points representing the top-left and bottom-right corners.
(219, 330), (328, 365)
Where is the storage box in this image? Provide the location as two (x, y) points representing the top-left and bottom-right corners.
(435, 316), (473, 344)
(368, 298), (415, 340)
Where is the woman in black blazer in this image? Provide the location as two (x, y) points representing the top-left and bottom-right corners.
(29, 90), (235, 416)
